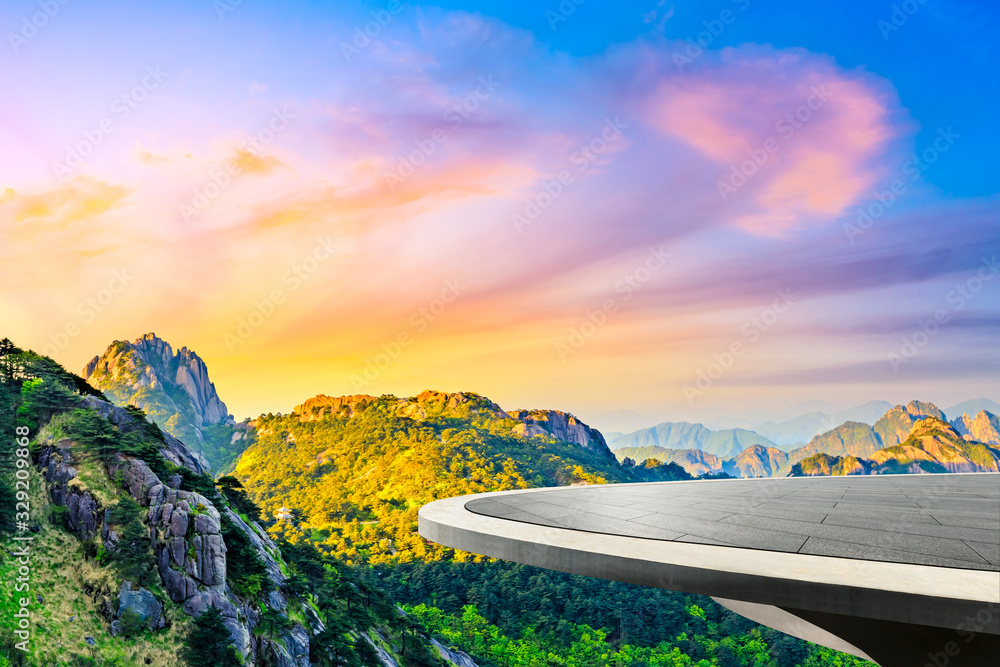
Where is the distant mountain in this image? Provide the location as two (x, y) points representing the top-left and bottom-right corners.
(790, 453), (870, 476)
(727, 444), (791, 478)
(612, 400), (992, 479)
(83, 333), (245, 471)
(790, 417), (1000, 476)
(951, 411), (1000, 445)
(788, 421), (882, 463)
(872, 400), (946, 447)
(752, 400), (893, 446)
(613, 447), (723, 476)
(870, 417), (1000, 473)
(786, 400), (945, 464)
(608, 422), (776, 459)
(945, 398), (1000, 420)
(613, 443), (790, 478)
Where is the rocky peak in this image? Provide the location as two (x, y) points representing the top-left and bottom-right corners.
(83, 333), (235, 438)
(508, 409), (615, 459)
(951, 410), (1000, 445)
(294, 394), (377, 421)
(904, 400), (947, 420)
(873, 400), (945, 448)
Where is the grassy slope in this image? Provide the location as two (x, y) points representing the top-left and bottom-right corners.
(0, 465), (188, 667)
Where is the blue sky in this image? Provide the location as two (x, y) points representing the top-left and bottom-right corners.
(1, 0), (998, 428)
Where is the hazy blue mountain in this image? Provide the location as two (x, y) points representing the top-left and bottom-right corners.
(945, 398), (1000, 420)
(607, 422), (777, 459)
(613, 447), (723, 476)
(788, 421), (883, 463)
(613, 443), (790, 478)
(752, 400), (893, 446)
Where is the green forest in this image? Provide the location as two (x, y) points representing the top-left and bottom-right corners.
(235, 395), (691, 564)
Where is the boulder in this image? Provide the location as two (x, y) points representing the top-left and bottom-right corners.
(432, 639), (479, 667)
(114, 581), (164, 632)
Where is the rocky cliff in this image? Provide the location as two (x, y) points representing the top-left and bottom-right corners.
(951, 410), (1000, 445)
(509, 409), (615, 459)
(789, 421), (882, 463)
(725, 444), (790, 478)
(35, 395), (308, 666)
(83, 333), (235, 440)
(872, 400), (946, 447)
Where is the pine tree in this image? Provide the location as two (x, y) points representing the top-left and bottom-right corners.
(67, 409), (120, 462)
(181, 607), (242, 667)
(108, 495), (157, 586)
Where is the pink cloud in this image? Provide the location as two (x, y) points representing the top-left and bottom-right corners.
(644, 52), (896, 234)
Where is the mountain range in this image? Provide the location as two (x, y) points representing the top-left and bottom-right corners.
(4, 331), (994, 667)
(82, 334), (1000, 482)
(610, 399), (1000, 478)
(791, 416), (1000, 476)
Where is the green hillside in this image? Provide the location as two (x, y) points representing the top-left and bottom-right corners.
(234, 391), (688, 564)
(232, 390), (874, 667)
(0, 340), (452, 667)
(789, 453), (870, 477)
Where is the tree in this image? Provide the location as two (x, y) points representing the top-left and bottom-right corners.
(181, 607), (242, 667)
(17, 378), (80, 430)
(108, 495), (158, 587)
(66, 409), (120, 462)
(0, 477), (15, 533)
(0, 338), (23, 384)
(217, 475), (261, 521)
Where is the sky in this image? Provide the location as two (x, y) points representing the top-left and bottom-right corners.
(1, 0), (998, 432)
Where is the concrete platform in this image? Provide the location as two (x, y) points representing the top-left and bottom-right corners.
(419, 474), (1000, 667)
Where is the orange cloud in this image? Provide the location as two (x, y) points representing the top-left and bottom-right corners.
(0, 177), (130, 229)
